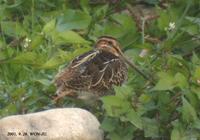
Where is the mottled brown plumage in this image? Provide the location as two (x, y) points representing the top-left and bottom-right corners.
(54, 36), (128, 101)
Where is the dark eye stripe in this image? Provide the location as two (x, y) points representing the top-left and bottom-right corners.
(108, 41), (113, 45)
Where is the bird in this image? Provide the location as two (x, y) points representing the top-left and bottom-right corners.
(53, 36), (148, 101)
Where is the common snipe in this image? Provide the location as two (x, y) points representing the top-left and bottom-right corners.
(54, 36), (145, 101)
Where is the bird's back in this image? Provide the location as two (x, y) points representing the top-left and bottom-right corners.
(54, 49), (128, 96)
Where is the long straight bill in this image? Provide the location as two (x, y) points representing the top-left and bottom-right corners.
(120, 55), (150, 81)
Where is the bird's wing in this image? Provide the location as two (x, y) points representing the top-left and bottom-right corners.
(54, 50), (97, 86)
(54, 50), (100, 86)
(89, 52), (128, 92)
(54, 50), (127, 92)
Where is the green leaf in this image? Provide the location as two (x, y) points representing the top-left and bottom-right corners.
(0, 104), (18, 117)
(34, 79), (51, 87)
(157, 8), (178, 31)
(154, 72), (188, 90)
(185, 16), (200, 25)
(30, 35), (44, 49)
(10, 88), (26, 100)
(144, 0), (159, 5)
(101, 117), (117, 132)
(80, 0), (90, 13)
(43, 19), (90, 45)
(1, 21), (27, 37)
(182, 97), (197, 123)
(43, 19), (56, 34)
(139, 94), (151, 104)
(153, 72), (175, 90)
(112, 12), (136, 32)
(56, 9), (91, 31)
(143, 118), (159, 138)
(193, 119), (200, 130)
(126, 110), (143, 129)
(109, 133), (121, 140)
(107, 124), (135, 140)
(171, 127), (182, 140)
(181, 25), (199, 35)
(101, 95), (131, 117)
(10, 52), (44, 66)
(94, 4), (109, 19)
(174, 73), (188, 89)
(40, 47), (90, 69)
(114, 85), (133, 98)
(170, 122), (194, 140)
(41, 56), (64, 69)
(92, 11), (136, 40)
(192, 52), (200, 65)
(191, 87), (200, 100)
(157, 11), (171, 31)
(55, 30), (90, 45)
(193, 67), (200, 80)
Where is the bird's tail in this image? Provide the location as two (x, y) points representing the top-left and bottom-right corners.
(53, 87), (75, 102)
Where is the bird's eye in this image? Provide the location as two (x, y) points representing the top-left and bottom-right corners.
(108, 41), (113, 47)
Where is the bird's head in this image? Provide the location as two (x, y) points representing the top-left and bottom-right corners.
(95, 36), (146, 79)
(95, 36), (123, 57)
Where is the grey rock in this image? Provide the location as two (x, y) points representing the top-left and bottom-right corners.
(0, 108), (103, 140)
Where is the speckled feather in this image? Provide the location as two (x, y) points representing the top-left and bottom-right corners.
(54, 49), (128, 96)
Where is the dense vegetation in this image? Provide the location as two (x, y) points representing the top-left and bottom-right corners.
(0, 0), (200, 139)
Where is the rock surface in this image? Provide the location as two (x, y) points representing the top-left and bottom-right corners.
(0, 108), (103, 140)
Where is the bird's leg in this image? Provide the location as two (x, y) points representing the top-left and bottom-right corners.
(53, 90), (75, 102)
